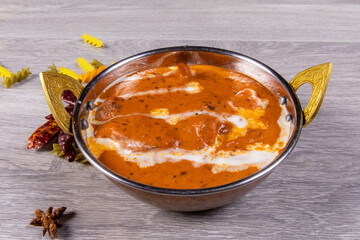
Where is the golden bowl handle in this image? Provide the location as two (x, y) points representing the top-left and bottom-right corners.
(289, 62), (332, 127)
(40, 72), (84, 135)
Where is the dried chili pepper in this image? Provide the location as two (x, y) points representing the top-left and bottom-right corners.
(30, 206), (66, 238)
(57, 93), (77, 162)
(27, 120), (61, 149)
(45, 90), (75, 120)
(45, 105), (74, 121)
(62, 90), (77, 105)
(58, 130), (76, 162)
(28, 90), (78, 153)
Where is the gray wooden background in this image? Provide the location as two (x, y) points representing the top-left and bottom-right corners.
(1, 0), (359, 239)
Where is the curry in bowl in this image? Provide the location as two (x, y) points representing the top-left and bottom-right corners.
(40, 46), (331, 211)
(85, 63), (291, 189)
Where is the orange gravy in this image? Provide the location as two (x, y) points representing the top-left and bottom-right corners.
(86, 64), (289, 189)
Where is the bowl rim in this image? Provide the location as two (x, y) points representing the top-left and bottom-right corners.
(73, 46), (303, 195)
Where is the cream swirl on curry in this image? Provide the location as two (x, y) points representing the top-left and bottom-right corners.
(86, 63), (290, 189)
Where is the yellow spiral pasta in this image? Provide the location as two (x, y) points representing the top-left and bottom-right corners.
(51, 143), (65, 157)
(47, 63), (58, 73)
(58, 67), (80, 80)
(79, 65), (106, 83)
(77, 57), (95, 72)
(0, 65), (13, 80)
(91, 59), (104, 68)
(81, 33), (104, 48)
(1, 67), (31, 88)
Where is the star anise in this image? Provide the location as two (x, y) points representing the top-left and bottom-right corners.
(30, 206), (66, 238)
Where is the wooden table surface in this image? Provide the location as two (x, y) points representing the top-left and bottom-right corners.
(1, 1), (359, 239)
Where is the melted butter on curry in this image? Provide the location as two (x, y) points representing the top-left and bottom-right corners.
(86, 64), (291, 189)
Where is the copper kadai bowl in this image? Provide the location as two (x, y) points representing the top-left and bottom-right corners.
(40, 46), (332, 212)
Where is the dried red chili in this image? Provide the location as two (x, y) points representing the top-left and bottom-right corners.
(58, 130), (76, 162)
(62, 90), (77, 105)
(45, 91), (75, 120)
(27, 120), (61, 149)
(45, 105), (74, 121)
(28, 89), (78, 155)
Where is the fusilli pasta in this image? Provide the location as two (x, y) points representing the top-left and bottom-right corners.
(58, 67), (80, 80)
(77, 57), (95, 72)
(47, 63), (58, 73)
(79, 65), (106, 83)
(0, 65), (13, 80)
(91, 59), (104, 68)
(1, 67), (31, 88)
(81, 33), (104, 48)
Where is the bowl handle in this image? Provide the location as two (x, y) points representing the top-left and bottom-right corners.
(289, 62), (332, 127)
(39, 72), (84, 135)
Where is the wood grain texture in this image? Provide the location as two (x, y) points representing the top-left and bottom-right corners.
(0, 0), (359, 239)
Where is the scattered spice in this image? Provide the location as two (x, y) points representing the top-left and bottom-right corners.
(51, 143), (87, 163)
(61, 90), (77, 105)
(27, 83), (87, 162)
(27, 120), (61, 149)
(30, 206), (66, 238)
(58, 130), (76, 162)
(45, 105), (74, 121)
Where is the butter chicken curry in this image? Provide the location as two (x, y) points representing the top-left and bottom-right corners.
(86, 63), (290, 189)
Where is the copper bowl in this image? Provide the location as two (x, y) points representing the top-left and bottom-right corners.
(41, 46), (331, 211)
